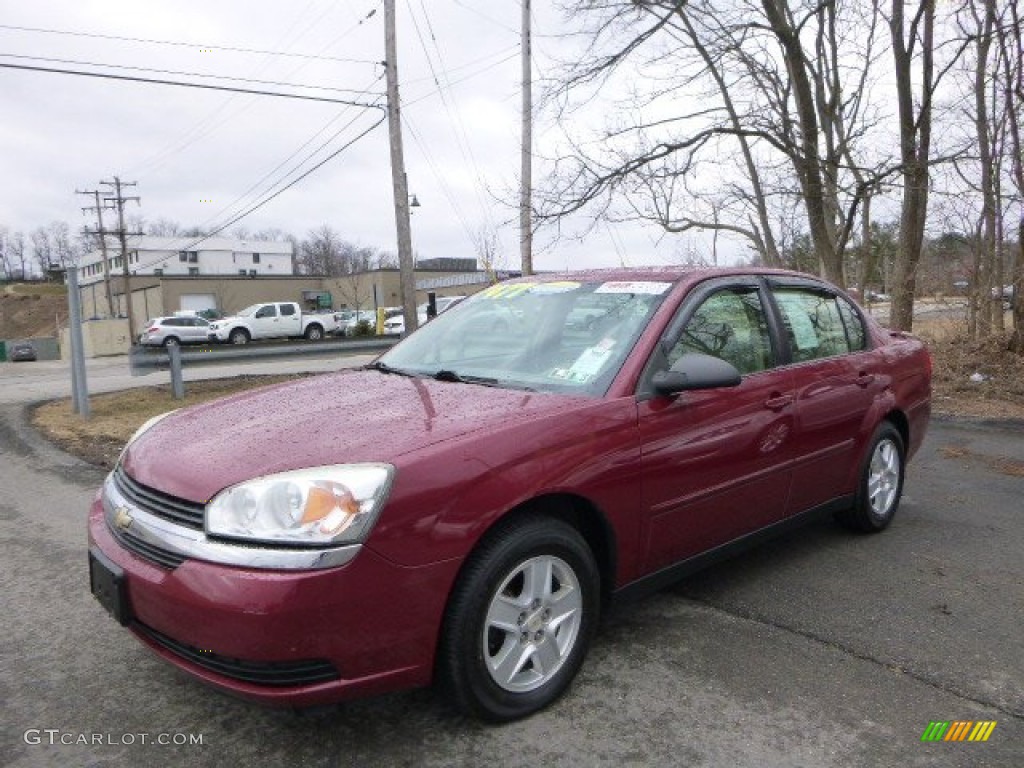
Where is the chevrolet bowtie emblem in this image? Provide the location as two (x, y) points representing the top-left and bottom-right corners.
(113, 506), (134, 531)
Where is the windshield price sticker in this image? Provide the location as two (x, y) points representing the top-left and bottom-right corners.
(594, 281), (672, 295)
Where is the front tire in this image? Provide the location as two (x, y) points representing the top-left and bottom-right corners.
(438, 515), (600, 722)
(836, 422), (905, 533)
(229, 328), (250, 345)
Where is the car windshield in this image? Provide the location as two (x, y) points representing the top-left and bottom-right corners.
(378, 279), (673, 396)
(236, 304), (260, 317)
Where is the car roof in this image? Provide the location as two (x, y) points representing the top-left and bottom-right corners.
(501, 266), (831, 286)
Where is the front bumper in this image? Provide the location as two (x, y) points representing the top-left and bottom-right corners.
(88, 496), (460, 707)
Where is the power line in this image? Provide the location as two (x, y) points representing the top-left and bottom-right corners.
(0, 23), (379, 65)
(0, 62), (385, 108)
(194, 84), (385, 237)
(406, 0), (503, 232)
(130, 114), (388, 271)
(0, 53), (383, 96)
(126, 4), (382, 178)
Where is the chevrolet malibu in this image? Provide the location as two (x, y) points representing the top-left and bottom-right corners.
(88, 268), (931, 721)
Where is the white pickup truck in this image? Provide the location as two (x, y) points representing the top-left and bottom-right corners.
(207, 302), (337, 344)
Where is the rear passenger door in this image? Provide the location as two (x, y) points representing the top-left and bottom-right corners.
(766, 282), (882, 514)
(277, 303), (302, 336)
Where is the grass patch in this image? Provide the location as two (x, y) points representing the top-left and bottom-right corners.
(32, 375), (304, 468)
(7, 282), (67, 296)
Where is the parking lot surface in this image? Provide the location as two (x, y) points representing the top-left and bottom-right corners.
(0, 382), (1020, 766)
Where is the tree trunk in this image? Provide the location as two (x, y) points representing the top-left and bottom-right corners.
(888, 1), (935, 331)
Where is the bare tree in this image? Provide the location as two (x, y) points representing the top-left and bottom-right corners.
(471, 225), (505, 281)
(48, 221), (80, 270)
(8, 231), (28, 280)
(336, 271), (373, 313)
(29, 227), (52, 276)
(996, 0), (1024, 352)
(0, 227), (11, 279)
(540, 0), (892, 284)
(147, 218), (184, 237)
(885, 0), (944, 331)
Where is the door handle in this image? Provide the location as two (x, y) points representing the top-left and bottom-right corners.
(764, 393), (794, 411)
(856, 372), (875, 388)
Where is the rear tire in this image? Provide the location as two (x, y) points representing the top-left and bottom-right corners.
(162, 336), (180, 348)
(229, 328), (250, 345)
(305, 324), (324, 341)
(438, 515), (599, 722)
(835, 422), (905, 533)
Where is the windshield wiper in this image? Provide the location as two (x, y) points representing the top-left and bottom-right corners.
(367, 360), (415, 377)
(433, 369), (499, 387)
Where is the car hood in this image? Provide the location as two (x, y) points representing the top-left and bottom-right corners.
(121, 369), (592, 503)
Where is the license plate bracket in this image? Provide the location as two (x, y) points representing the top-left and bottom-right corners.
(89, 547), (131, 626)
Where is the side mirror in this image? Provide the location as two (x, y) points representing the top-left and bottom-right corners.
(652, 353), (742, 396)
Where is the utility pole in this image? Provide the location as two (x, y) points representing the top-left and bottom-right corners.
(383, 0), (418, 334)
(102, 177), (141, 341)
(77, 188), (115, 317)
(520, 0), (533, 276)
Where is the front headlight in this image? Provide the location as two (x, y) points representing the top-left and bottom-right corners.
(206, 464), (394, 547)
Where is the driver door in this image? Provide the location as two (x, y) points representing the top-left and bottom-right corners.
(637, 280), (797, 573)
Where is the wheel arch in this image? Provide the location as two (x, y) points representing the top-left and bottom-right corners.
(882, 408), (909, 453)
(445, 492), (618, 614)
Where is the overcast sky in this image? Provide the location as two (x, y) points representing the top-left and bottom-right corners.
(0, 0), (691, 272)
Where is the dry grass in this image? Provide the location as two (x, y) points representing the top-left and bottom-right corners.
(916, 313), (1024, 421)
(32, 375), (304, 468)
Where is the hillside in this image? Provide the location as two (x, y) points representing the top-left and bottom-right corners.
(0, 283), (67, 339)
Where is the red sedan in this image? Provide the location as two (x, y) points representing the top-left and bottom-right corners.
(88, 268), (931, 721)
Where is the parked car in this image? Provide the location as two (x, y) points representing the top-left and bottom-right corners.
(138, 316), (212, 347)
(206, 301), (337, 344)
(383, 295), (467, 335)
(8, 341), (37, 362)
(88, 268), (931, 721)
(333, 309), (377, 336)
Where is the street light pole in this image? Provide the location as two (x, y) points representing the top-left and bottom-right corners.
(384, 0), (418, 333)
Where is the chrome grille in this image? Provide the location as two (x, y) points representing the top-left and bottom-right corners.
(108, 523), (187, 569)
(113, 466), (205, 530)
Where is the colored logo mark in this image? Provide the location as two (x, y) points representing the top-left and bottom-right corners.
(921, 721), (997, 742)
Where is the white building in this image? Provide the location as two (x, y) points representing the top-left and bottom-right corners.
(79, 235), (294, 286)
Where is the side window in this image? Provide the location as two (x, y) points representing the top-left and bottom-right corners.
(837, 296), (867, 351)
(772, 288), (852, 362)
(255, 305), (276, 319)
(667, 289), (773, 375)
(279, 304), (296, 317)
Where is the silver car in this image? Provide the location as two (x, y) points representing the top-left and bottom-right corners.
(139, 316), (211, 347)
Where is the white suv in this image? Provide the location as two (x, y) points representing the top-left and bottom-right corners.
(139, 316), (211, 347)
(383, 296), (466, 335)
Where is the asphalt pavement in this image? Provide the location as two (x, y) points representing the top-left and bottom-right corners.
(0, 355), (1021, 767)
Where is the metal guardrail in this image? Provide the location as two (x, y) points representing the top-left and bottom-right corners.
(128, 336), (398, 375)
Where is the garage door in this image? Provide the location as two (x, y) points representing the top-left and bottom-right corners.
(180, 294), (217, 313)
